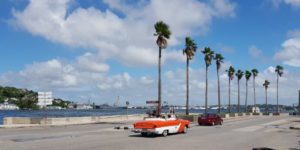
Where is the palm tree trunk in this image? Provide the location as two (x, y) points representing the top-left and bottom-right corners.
(245, 80), (248, 113)
(253, 77), (256, 113)
(186, 58), (189, 115)
(157, 47), (162, 116)
(277, 74), (279, 113)
(217, 69), (221, 114)
(238, 79), (240, 113)
(205, 66), (208, 114)
(265, 88), (268, 113)
(228, 78), (231, 113)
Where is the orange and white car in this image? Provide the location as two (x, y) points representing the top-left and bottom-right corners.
(132, 115), (190, 136)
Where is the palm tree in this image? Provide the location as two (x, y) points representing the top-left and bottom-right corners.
(183, 37), (197, 115)
(251, 69), (259, 113)
(244, 70), (252, 112)
(214, 53), (224, 114)
(202, 47), (214, 114)
(275, 65), (284, 113)
(154, 21), (171, 116)
(263, 80), (270, 113)
(226, 66), (235, 113)
(235, 70), (244, 113)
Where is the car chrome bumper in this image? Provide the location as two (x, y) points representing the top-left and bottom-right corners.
(131, 128), (158, 134)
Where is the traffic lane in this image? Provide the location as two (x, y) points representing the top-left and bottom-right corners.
(0, 116), (299, 150)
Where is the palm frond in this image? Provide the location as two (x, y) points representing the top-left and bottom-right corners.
(275, 65), (284, 77)
(263, 80), (270, 89)
(251, 69), (259, 77)
(226, 66), (235, 80)
(235, 70), (244, 80)
(245, 70), (252, 80)
(183, 36), (197, 60)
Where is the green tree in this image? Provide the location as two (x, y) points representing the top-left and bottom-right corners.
(226, 66), (235, 113)
(202, 47), (214, 114)
(275, 65), (284, 113)
(214, 53), (224, 114)
(154, 21), (171, 116)
(263, 80), (270, 113)
(183, 37), (197, 115)
(251, 69), (259, 113)
(235, 70), (244, 113)
(244, 70), (252, 112)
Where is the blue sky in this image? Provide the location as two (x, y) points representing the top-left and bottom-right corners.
(0, 0), (299, 106)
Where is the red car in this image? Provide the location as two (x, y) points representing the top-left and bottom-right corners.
(198, 114), (223, 126)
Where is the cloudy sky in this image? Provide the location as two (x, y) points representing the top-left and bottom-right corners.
(0, 0), (299, 106)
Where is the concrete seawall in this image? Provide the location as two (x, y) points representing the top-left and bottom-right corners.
(2, 114), (146, 127)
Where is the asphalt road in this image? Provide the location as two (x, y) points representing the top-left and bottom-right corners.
(0, 116), (299, 150)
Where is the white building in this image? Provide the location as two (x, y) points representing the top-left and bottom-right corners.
(37, 91), (53, 108)
(0, 100), (19, 110)
(76, 104), (93, 110)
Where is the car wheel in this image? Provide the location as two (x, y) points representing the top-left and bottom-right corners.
(211, 122), (215, 126)
(183, 126), (188, 133)
(141, 133), (147, 136)
(220, 121), (223, 125)
(162, 130), (168, 137)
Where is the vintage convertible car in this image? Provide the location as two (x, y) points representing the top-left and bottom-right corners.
(132, 114), (190, 137)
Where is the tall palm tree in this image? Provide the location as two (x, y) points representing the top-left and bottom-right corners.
(275, 65), (284, 113)
(202, 47), (214, 114)
(226, 66), (235, 113)
(251, 69), (259, 113)
(235, 70), (244, 113)
(263, 80), (270, 113)
(154, 21), (171, 116)
(214, 53), (224, 114)
(183, 37), (197, 115)
(244, 70), (252, 112)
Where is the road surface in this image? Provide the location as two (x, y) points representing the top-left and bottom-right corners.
(0, 115), (299, 150)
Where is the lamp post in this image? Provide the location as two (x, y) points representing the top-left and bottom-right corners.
(126, 101), (129, 119)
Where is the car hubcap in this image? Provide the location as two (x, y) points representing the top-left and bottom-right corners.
(163, 130), (168, 137)
(184, 127), (187, 133)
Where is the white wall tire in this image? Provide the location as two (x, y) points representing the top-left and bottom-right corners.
(183, 126), (188, 133)
(162, 130), (168, 137)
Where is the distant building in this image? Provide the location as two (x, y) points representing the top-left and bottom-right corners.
(47, 106), (63, 110)
(0, 100), (19, 110)
(76, 104), (93, 110)
(37, 92), (53, 108)
(67, 103), (76, 109)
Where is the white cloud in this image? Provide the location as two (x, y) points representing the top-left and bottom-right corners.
(120, 46), (157, 67)
(274, 30), (300, 67)
(165, 50), (186, 63)
(140, 76), (154, 85)
(248, 45), (263, 58)
(77, 53), (110, 73)
(18, 59), (78, 89)
(11, 0), (236, 67)
(267, 0), (300, 8)
(285, 0), (300, 8)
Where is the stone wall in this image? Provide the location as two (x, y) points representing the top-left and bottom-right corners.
(3, 114), (146, 126)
